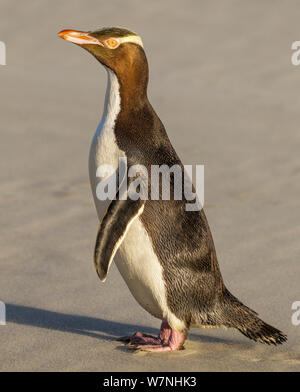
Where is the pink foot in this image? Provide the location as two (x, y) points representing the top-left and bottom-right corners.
(118, 321), (173, 346)
(136, 328), (186, 352)
(131, 332), (161, 345)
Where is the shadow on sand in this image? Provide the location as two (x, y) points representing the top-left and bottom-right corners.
(6, 303), (243, 346)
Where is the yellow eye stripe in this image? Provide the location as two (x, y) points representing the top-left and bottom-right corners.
(119, 35), (143, 47)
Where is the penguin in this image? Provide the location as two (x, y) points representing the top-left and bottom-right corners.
(58, 27), (287, 352)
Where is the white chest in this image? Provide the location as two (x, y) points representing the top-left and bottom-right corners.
(88, 68), (124, 214)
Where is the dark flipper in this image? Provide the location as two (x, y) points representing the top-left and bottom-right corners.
(94, 184), (145, 282)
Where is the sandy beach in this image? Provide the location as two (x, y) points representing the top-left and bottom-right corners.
(0, 0), (299, 371)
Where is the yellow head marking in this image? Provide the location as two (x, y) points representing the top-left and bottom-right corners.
(120, 35), (143, 48)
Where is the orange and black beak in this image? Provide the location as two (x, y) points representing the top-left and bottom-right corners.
(58, 29), (104, 46)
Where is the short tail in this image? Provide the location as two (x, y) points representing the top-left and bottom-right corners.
(236, 318), (287, 345)
(222, 289), (287, 346)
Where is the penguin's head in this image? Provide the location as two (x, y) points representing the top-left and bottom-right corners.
(58, 27), (146, 75)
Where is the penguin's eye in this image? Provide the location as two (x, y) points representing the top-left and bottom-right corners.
(105, 38), (120, 49)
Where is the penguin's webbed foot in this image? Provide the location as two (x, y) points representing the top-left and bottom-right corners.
(117, 332), (162, 345)
(133, 329), (186, 353)
(118, 320), (172, 346)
